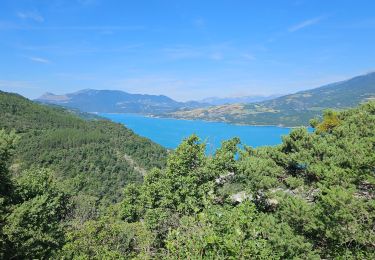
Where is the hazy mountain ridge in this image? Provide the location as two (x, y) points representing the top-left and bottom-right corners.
(199, 94), (283, 105)
(35, 72), (375, 126)
(36, 89), (209, 114)
(168, 72), (375, 126)
(36, 89), (281, 115)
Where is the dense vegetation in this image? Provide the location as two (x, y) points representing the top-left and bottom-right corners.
(169, 72), (375, 126)
(1, 90), (374, 259)
(0, 91), (167, 205)
(117, 101), (375, 259)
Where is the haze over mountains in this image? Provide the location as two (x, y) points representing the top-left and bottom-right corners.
(199, 95), (283, 105)
(36, 72), (375, 126)
(36, 89), (208, 114)
(36, 90), (280, 113)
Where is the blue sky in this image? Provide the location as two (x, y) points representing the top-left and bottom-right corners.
(0, 0), (374, 101)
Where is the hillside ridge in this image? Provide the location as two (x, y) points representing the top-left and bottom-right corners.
(168, 72), (375, 126)
(0, 90), (167, 203)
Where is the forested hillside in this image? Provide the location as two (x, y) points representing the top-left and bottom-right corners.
(169, 72), (375, 126)
(0, 91), (167, 204)
(1, 95), (373, 258)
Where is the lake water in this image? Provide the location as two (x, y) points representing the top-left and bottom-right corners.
(100, 113), (292, 152)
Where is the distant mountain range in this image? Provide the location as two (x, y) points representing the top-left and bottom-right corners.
(36, 89), (277, 113)
(199, 94), (282, 105)
(36, 72), (375, 126)
(168, 72), (375, 126)
(36, 89), (208, 114)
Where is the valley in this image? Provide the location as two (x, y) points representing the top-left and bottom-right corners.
(1, 1), (374, 259)
(99, 112), (292, 151)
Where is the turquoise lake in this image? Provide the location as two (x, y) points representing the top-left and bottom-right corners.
(100, 113), (293, 152)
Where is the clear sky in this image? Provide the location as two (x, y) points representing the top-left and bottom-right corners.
(0, 0), (374, 101)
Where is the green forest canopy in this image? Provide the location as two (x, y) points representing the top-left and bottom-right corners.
(0, 91), (167, 205)
(0, 90), (374, 259)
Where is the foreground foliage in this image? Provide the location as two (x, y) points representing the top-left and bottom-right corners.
(120, 102), (375, 259)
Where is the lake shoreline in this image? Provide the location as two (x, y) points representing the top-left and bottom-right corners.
(92, 112), (309, 129)
(98, 113), (294, 150)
